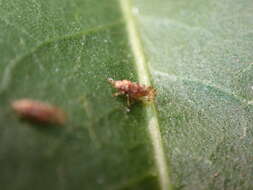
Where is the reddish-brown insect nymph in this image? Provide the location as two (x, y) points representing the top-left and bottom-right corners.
(108, 78), (156, 105)
(11, 99), (66, 125)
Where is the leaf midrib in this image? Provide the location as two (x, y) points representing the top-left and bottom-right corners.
(119, 0), (172, 190)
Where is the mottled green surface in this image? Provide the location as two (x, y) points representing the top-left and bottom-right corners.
(0, 0), (158, 189)
(134, 0), (253, 189)
(0, 0), (253, 189)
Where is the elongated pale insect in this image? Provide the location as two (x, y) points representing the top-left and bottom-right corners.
(11, 99), (66, 125)
(108, 78), (156, 105)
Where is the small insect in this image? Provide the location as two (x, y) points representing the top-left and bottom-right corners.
(108, 78), (156, 105)
(11, 99), (67, 125)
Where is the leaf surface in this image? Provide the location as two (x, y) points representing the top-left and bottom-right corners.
(0, 0), (253, 190)
(132, 0), (253, 189)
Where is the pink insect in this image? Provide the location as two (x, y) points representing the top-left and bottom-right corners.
(108, 78), (156, 105)
(11, 99), (67, 125)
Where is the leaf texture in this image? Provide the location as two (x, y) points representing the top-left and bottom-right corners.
(0, 0), (253, 190)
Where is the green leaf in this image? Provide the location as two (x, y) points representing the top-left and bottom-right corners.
(0, 0), (252, 190)
(132, 0), (253, 189)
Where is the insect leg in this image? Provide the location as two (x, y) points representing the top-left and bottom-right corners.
(112, 91), (125, 97)
(126, 94), (131, 107)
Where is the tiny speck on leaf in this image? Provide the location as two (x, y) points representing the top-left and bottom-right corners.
(11, 99), (67, 125)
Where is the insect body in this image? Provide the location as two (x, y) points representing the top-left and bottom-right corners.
(108, 78), (156, 105)
(11, 99), (66, 125)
